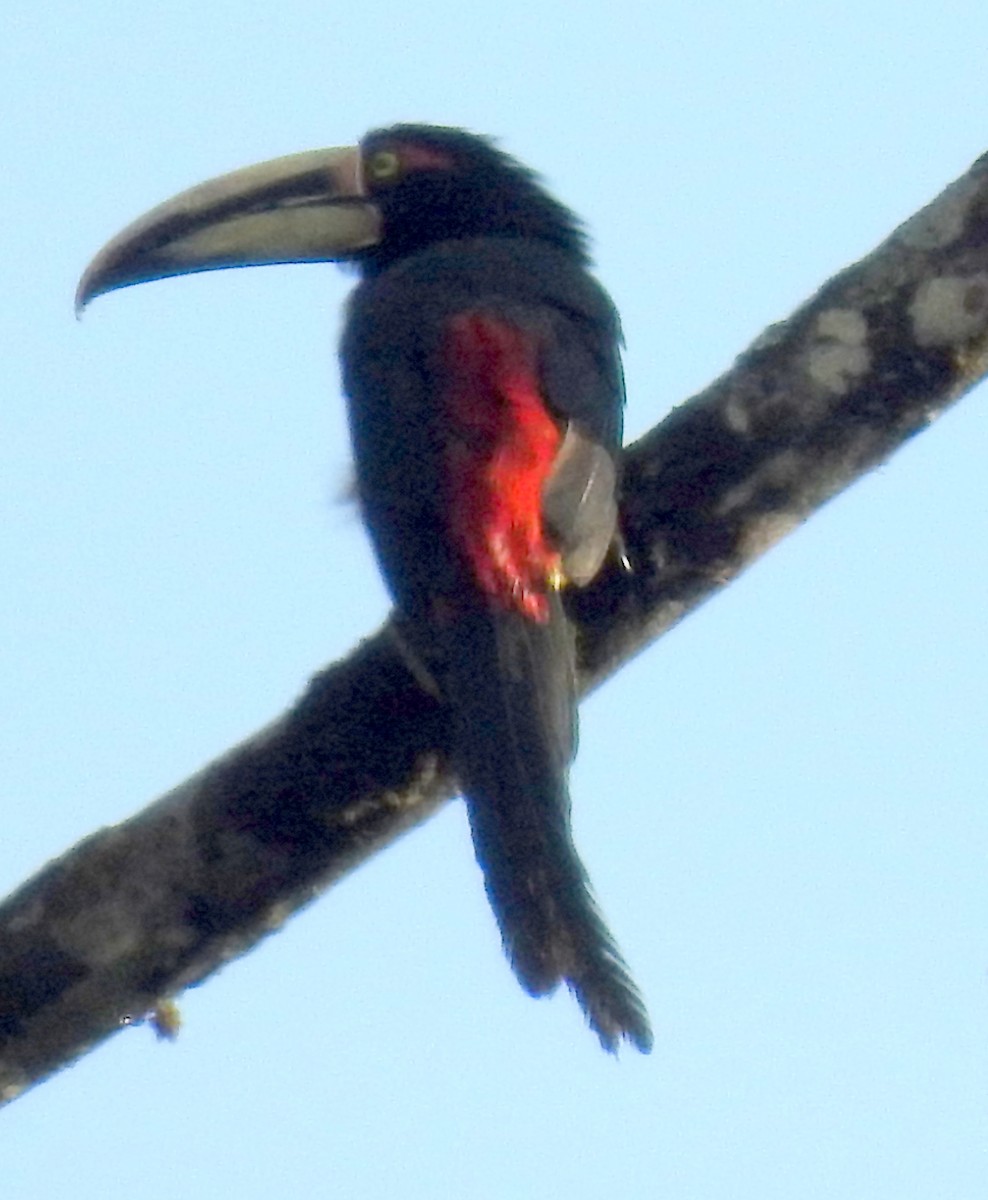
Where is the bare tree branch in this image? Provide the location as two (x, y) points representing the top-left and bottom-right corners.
(4, 152), (988, 1107)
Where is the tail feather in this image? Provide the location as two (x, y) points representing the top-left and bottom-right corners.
(441, 594), (652, 1053)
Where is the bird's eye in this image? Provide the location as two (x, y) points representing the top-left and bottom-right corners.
(366, 150), (401, 183)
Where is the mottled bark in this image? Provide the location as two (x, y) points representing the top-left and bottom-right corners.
(4, 152), (988, 1106)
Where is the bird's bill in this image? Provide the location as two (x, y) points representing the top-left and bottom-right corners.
(76, 146), (380, 311)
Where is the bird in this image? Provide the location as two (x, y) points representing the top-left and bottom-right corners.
(77, 124), (652, 1053)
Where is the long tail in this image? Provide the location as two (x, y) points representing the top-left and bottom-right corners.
(441, 594), (652, 1054)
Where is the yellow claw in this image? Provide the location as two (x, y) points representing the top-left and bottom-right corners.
(148, 999), (182, 1041)
(546, 562), (567, 591)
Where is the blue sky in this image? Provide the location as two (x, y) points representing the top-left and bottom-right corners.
(3, 3), (987, 1196)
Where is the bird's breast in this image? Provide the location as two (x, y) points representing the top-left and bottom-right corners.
(439, 310), (563, 623)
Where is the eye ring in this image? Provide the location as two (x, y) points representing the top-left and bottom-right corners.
(366, 149), (401, 183)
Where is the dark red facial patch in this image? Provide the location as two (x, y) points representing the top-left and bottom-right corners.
(396, 142), (454, 173)
(441, 312), (562, 622)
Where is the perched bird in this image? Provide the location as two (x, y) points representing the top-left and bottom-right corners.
(78, 125), (651, 1053)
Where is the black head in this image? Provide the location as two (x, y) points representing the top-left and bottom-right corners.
(76, 124), (592, 310)
(356, 125), (590, 274)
